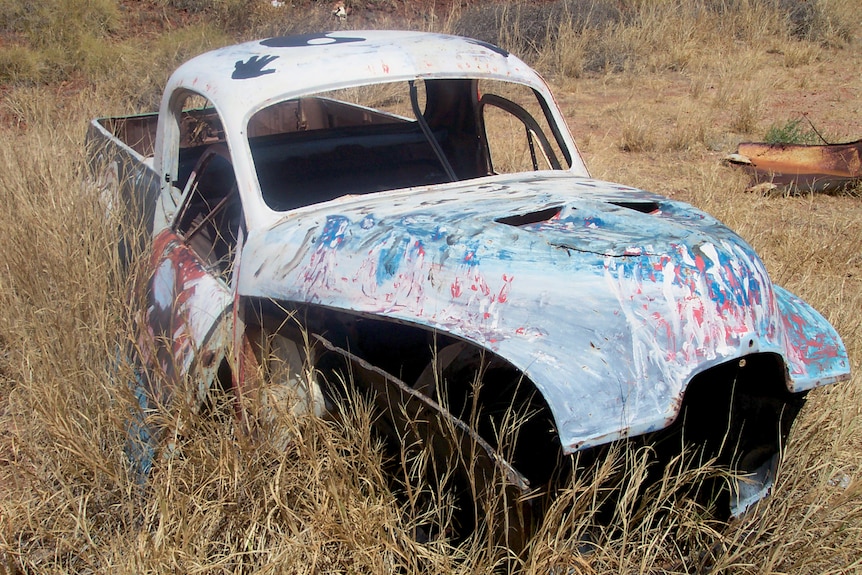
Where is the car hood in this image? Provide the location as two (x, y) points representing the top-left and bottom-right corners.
(239, 172), (850, 452)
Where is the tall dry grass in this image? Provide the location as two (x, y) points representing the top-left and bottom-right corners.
(1, 0), (861, 573)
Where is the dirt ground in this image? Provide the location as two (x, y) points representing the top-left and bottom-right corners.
(554, 53), (862, 194)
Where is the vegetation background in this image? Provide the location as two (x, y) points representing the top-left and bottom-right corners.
(1, 0), (860, 572)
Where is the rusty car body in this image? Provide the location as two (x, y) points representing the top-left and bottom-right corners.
(728, 139), (862, 193)
(87, 31), (850, 542)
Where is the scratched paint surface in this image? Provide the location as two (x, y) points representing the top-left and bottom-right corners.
(137, 230), (233, 407)
(239, 172), (849, 452)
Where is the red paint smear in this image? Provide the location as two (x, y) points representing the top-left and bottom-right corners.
(692, 305), (704, 327)
(473, 275), (491, 296)
(414, 240), (425, 257)
(450, 278), (462, 298)
(498, 274), (513, 303)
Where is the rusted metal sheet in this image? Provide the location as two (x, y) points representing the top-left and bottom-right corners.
(728, 140), (862, 193)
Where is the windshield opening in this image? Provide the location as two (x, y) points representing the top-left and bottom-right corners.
(248, 78), (570, 211)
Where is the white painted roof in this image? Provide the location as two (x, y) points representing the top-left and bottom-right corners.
(164, 30), (546, 119)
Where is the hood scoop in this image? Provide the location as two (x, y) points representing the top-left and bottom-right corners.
(496, 205), (562, 227)
(609, 200), (661, 214)
(494, 199), (684, 257)
(495, 201), (660, 230)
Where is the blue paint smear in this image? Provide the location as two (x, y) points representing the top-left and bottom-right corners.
(319, 215), (351, 248)
(462, 241), (481, 266)
(376, 236), (409, 284)
(125, 363), (155, 485)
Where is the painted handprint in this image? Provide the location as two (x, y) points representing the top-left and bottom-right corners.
(232, 54), (279, 80)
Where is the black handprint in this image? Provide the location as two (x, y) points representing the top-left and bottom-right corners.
(232, 55), (279, 80)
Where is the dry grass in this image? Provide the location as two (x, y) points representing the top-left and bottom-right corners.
(1, 1), (861, 573)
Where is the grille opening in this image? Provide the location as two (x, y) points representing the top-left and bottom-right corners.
(562, 353), (806, 529)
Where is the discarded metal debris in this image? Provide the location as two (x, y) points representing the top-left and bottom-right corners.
(727, 139), (862, 194)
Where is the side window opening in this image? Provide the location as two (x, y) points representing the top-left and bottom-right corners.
(174, 146), (243, 279)
(477, 80), (569, 175)
(173, 93), (227, 193)
(420, 79), (488, 180)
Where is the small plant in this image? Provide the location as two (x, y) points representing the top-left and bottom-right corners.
(620, 114), (656, 153)
(764, 118), (823, 145)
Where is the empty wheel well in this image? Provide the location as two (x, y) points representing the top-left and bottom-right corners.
(667, 353), (805, 470)
(242, 299), (563, 486)
(636, 352), (806, 516)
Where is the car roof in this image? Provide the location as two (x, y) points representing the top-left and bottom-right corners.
(164, 30), (546, 118)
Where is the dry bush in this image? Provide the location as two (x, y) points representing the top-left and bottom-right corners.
(619, 113), (656, 153)
(666, 105), (713, 152)
(729, 89), (764, 135)
(780, 0), (857, 45)
(0, 90), (132, 573)
(0, 46), (40, 85)
(0, 0), (121, 83)
(0, 0), (338, 89)
(451, 0), (855, 79)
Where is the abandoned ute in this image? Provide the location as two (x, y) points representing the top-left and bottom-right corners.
(88, 31), (850, 543)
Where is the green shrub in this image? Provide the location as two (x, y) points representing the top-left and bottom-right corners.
(1, 0), (119, 48)
(764, 118), (823, 145)
(0, 0), (120, 84)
